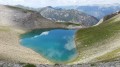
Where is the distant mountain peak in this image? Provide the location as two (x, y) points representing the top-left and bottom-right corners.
(43, 6), (54, 9)
(46, 6), (53, 8)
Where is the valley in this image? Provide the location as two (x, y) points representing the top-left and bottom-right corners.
(0, 3), (120, 67)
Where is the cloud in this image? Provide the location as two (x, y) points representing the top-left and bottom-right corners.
(0, 0), (120, 8)
(46, 48), (63, 58)
(12, 0), (25, 2)
(64, 36), (76, 51)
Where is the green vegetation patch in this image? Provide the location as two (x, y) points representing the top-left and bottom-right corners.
(23, 64), (36, 67)
(74, 14), (120, 63)
(75, 20), (120, 50)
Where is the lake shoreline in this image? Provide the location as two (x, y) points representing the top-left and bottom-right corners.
(20, 29), (78, 64)
(0, 26), (85, 64)
(0, 27), (53, 64)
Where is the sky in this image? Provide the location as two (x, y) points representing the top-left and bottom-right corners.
(0, 0), (120, 8)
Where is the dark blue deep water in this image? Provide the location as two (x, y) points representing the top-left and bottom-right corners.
(20, 29), (78, 63)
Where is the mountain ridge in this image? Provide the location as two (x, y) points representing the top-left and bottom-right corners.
(0, 5), (70, 31)
(38, 6), (98, 26)
(56, 4), (120, 19)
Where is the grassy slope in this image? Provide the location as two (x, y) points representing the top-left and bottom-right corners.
(74, 14), (120, 63)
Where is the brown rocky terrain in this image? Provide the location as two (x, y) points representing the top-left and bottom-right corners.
(0, 5), (68, 31)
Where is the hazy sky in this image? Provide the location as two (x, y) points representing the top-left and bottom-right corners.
(0, 0), (120, 8)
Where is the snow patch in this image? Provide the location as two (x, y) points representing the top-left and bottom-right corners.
(31, 31), (49, 39)
(40, 31), (49, 36)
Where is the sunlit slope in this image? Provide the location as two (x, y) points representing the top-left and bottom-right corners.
(74, 13), (120, 63)
(0, 26), (52, 64)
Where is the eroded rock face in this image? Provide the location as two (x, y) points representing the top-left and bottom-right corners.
(39, 6), (98, 26)
(0, 5), (67, 31)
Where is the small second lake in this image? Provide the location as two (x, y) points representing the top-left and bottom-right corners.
(20, 29), (78, 63)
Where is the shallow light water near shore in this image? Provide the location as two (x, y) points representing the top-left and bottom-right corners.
(20, 29), (78, 63)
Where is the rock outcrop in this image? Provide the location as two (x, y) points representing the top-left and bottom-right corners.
(39, 6), (98, 26)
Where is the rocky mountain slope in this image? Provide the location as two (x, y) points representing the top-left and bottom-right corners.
(73, 11), (120, 64)
(0, 5), (69, 31)
(77, 5), (120, 20)
(38, 6), (98, 26)
(57, 4), (120, 20)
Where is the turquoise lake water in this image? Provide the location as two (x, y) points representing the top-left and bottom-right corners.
(20, 29), (78, 63)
